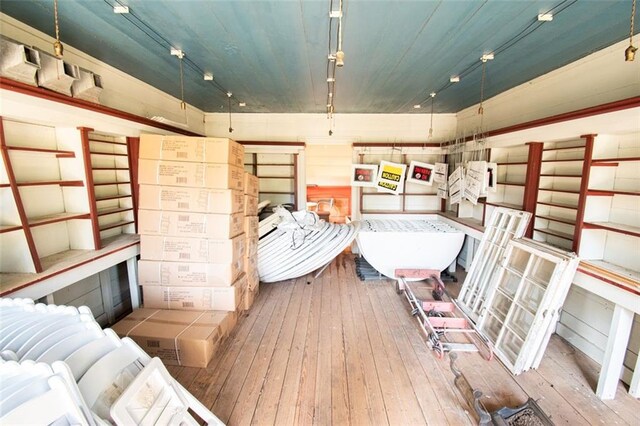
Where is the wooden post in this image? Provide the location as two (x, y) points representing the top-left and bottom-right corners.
(596, 304), (634, 400)
(126, 136), (139, 233)
(522, 142), (543, 238)
(573, 134), (596, 253)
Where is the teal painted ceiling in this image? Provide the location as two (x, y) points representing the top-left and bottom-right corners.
(0, 0), (637, 113)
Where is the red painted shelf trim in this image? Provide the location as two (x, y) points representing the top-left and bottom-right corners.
(5, 146), (75, 158)
(537, 201), (578, 210)
(16, 180), (84, 187)
(93, 181), (131, 186)
(0, 77), (202, 136)
(95, 194), (132, 201)
(587, 189), (640, 196)
(538, 188), (580, 194)
(541, 159), (584, 163)
(496, 162), (528, 166)
(592, 157), (640, 163)
(0, 225), (23, 234)
(497, 182), (525, 187)
(542, 145), (585, 151)
(89, 139), (127, 146)
(99, 220), (135, 232)
(97, 207), (133, 217)
(90, 151), (128, 157)
(29, 212), (91, 227)
(533, 227), (574, 241)
(583, 222), (640, 237)
(535, 215), (575, 225)
(92, 167), (130, 171)
(539, 174), (582, 178)
(591, 162), (619, 167)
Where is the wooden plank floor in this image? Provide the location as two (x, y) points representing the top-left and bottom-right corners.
(170, 254), (640, 425)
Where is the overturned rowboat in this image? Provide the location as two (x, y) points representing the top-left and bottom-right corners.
(258, 207), (360, 283)
(355, 219), (464, 280)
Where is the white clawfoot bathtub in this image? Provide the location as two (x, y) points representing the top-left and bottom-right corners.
(355, 219), (465, 280)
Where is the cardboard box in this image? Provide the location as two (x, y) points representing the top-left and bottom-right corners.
(245, 235), (258, 258)
(138, 258), (243, 287)
(138, 185), (243, 214)
(111, 308), (233, 368)
(243, 216), (258, 239)
(247, 266), (259, 291)
(139, 159), (244, 191)
(244, 195), (258, 216)
(242, 285), (259, 311)
(142, 273), (248, 312)
(139, 209), (244, 239)
(140, 233), (245, 264)
(140, 135), (244, 167)
(243, 172), (259, 197)
(244, 251), (257, 273)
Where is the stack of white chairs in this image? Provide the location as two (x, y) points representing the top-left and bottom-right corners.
(0, 297), (224, 425)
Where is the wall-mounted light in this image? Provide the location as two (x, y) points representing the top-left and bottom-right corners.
(52, 0), (64, 57)
(625, 0), (637, 61)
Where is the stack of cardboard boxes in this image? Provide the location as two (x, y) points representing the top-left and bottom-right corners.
(243, 172), (260, 310)
(112, 135), (258, 368)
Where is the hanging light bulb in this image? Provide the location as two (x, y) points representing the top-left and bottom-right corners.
(625, 0), (637, 61)
(52, 0), (64, 57)
(227, 93), (233, 133)
(428, 92), (436, 138)
(478, 58), (487, 115)
(179, 53), (186, 110)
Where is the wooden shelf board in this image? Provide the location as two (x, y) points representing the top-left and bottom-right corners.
(0, 183), (9, 188)
(533, 227), (574, 241)
(0, 234), (140, 296)
(535, 215), (576, 225)
(95, 194), (132, 202)
(93, 181), (131, 186)
(539, 174), (582, 178)
(542, 145), (585, 152)
(89, 139), (127, 146)
(592, 157), (640, 164)
(497, 182), (525, 187)
(16, 180), (84, 187)
(89, 151), (128, 157)
(92, 167), (130, 171)
(580, 260), (640, 289)
(587, 189), (640, 197)
(97, 206), (133, 217)
(28, 212), (91, 227)
(495, 162), (528, 166)
(0, 224), (23, 234)
(583, 221), (640, 238)
(537, 201), (578, 210)
(6, 146), (75, 158)
(538, 188), (580, 194)
(483, 201), (524, 210)
(99, 220), (135, 232)
(541, 159), (584, 163)
(591, 162), (619, 167)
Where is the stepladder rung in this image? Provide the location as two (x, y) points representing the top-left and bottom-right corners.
(444, 343), (479, 353)
(422, 301), (455, 312)
(427, 316), (468, 330)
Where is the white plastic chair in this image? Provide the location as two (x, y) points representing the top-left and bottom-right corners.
(35, 323), (105, 364)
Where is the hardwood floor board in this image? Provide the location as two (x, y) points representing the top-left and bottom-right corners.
(272, 276), (315, 426)
(343, 255), (390, 425)
(245, 275), (308, 424)
(174, 367), (200, 390)
(227, 277), (301, 425)
(337, 255), (380, 425)
(330, 260), (351, 426)
(188, 283), (275, 403)
(355, 277), (424, 426)
(294, 270), (323, 425)
(312, 264), (334, 426)
(541, 336), (640, 425)
(204, 282), (286, 421)
(379, 278), (473, 426)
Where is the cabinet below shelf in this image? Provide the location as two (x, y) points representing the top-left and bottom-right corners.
(583, 222), (640, 238)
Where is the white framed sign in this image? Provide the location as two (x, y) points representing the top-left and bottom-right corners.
(407, 161), (435, 186)
(376, 161), (406, 195)
(351, 164), (378, 187)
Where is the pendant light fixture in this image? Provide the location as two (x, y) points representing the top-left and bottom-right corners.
(171, 48), (187, 110)
(227, 92), (234, 133)
(625, 0), (637, 61)
(428, 92), (436, 138)
(52, 0), (64, 57)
